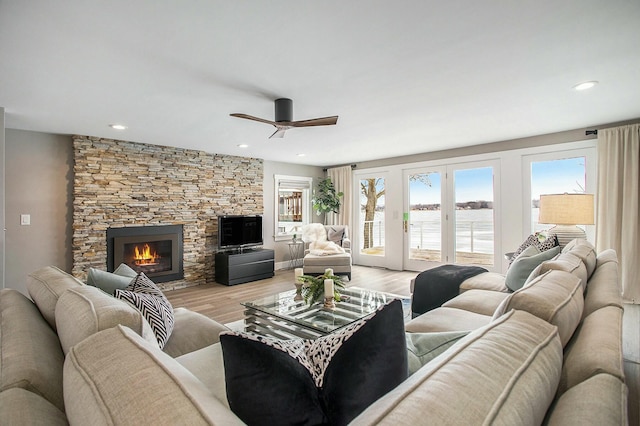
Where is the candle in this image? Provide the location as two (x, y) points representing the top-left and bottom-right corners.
(294, 268), (303, 281)
(325, 268), (334, 277)
(324, 279), (334, 299)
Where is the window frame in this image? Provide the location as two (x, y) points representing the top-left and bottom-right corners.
(274, 175), (313, 242)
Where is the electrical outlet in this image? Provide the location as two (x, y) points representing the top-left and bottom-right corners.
(20, 214), (30, 226)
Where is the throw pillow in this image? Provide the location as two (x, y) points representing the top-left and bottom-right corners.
(406, 331), (470, 375)
(86, 263), (137, 295)
(219, 299), (408, 426)
(505, 245), (561, 292)
(509, 233), (559, 265)
(327, 226), (345, 246)
(114, 272), (174, 349)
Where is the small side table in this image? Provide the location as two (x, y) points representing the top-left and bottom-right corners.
(288, 241), (304, 269)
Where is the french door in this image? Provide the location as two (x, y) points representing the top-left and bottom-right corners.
(404, 161), (499, 271)
(356, 172), (388, 267)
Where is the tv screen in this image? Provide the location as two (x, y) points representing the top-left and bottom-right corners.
(218, 215), (263, 250)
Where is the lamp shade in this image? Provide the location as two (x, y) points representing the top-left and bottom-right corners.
(539, 193), (594, 225)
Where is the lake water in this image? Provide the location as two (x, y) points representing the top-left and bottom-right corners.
(360, 209), (494, 254)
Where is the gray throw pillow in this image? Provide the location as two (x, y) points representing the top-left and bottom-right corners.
(505, 245), (561, 292)
(87, 264), (137, 295)
(406, 331), (470, 375)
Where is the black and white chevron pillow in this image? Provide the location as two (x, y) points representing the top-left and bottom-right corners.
(115, 272), (174, 348)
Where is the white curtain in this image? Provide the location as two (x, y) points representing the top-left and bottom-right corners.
(596, 124), (640, 303)
(327, 166), (353, 231)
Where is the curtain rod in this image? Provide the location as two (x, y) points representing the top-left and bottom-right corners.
(585, 130), (598, 136)
(322, 164), (357, 172)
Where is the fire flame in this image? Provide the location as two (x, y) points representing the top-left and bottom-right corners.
(133, 244), (160, 265)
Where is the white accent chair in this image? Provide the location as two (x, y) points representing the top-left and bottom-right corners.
(302, 225), (352, 280)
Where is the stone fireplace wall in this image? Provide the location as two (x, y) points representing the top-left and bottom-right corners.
(72, 135), (263, 290)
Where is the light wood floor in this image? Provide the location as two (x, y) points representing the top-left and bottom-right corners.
(165, 266), (639, 424)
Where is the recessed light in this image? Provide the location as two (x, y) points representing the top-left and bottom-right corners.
(573, 81), (598, 91)
(109, 124), (127, 130)
(237, 144), (249, 148)
(296, 153), (306, 157)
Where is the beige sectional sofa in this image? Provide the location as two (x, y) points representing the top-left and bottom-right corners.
(0, 239), (627, 425)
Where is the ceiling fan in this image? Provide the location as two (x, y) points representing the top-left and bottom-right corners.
(230, 98), (338, 139)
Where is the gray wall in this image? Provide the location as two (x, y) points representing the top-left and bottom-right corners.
(0, 108), (5, 288)
(5, 129), (73, 294)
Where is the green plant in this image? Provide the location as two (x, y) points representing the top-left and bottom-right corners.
(311, 177), (343, 217)
(298, 271), (344, 305)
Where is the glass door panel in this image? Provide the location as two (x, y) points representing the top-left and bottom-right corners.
(359, 176), (386, 264)
(453, 167), (494, 266)
(405, 170), (444, 270)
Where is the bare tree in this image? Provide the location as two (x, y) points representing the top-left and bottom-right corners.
(360, 178), (385, 249)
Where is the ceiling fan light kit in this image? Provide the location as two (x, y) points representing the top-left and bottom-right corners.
(231, 98), (338, 138)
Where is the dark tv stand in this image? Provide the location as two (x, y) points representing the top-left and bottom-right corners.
(215, 248), (274, 286)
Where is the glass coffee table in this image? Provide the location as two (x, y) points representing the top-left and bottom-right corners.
(241, 287), (411, 340)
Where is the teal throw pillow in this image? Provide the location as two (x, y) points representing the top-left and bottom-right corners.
(505, 245), (561, 292)
(406, 331), (470, 375)
(87, 263), (136, 295)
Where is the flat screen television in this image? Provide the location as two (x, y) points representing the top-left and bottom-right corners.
(218, 215), (263, 250)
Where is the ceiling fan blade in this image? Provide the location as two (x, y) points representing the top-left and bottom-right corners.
(230, 113), (276, 126)
(290, 116), (339, 127)
(269, 128), (287, 139)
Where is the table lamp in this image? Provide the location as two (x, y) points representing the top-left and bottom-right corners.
(539, 193), (594, 248)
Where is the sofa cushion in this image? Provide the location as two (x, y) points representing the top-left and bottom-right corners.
(405, 306), (492, 333)
(442, 289), (509, 316)
(583, 260), (623, 318)
(405, 331), (469, 375)
(115, 272), (175, 349)
(55, 285), (158, 354)
(219, 299), (407, 426)
(505, 245), (561, 291)
(163, 308), (230, 358)
(0, 289), (65, 412)
(459, 272), (508, 293)
(350, 310), (563, 425)
(63, 325), (245, 425)
(176, 343), (228, 407)
(526, 251), (589, 292)
(27, 265), (84, 330)
(493, 270), (583, 347)
(546, 373), (627, 426)
(86, 263), (136, 295)
(558, 306), (624, 396)
(562, 239), (597, 278)
(0, 388), (68, 426)
(596, 248), (618, 267)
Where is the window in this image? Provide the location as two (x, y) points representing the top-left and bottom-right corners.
(529, 156), (587, 233)
(274, 175), (312, 241)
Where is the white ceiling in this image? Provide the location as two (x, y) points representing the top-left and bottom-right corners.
(1, 1), (639, 166)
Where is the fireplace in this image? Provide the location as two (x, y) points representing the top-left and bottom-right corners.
(107, 225), (184, 283)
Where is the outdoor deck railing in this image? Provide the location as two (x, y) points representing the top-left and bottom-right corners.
(361, 220), (494, 253)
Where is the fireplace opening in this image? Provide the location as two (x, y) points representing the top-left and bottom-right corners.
(107, 225), (183, 283)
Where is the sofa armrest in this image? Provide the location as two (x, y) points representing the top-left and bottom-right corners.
(342, 237), (351, 250)
(162, 308), (229, 358)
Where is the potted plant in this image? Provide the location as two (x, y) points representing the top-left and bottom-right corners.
(298, 271), (344, 305)
(311, 177), (343, 223)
